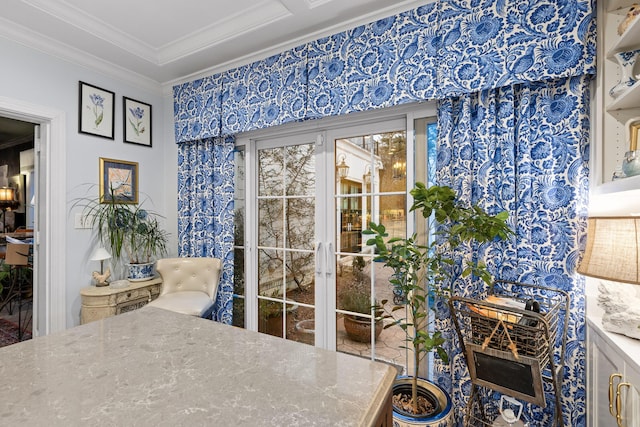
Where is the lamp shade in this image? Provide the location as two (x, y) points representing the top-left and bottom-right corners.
(578, 217), (640, 284)
(0, 187), (15, 202)
(90, 247), (112, 262)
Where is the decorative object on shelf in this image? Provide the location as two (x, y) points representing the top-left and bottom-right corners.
(78, 81), (115, 140)
(618, 3), (640, 36)
(578, 217), (640, 340)
(90, 246), (111, 287)
(609, 48), (640, 99)
(613, 119), (640, 179)
(630, 118), (640, 151)
(365, 184), (512, 426)
(123, 97), (152, 147)
(622, 149), (640, 177)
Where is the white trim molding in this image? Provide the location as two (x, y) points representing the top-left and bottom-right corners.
(0, 96), (67, 334)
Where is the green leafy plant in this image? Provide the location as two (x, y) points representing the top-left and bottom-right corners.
(74, 186), (169, 265)
(340, 282), (378, 316)
(364, 183), (512, 416)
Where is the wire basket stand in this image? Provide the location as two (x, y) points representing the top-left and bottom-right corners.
(449, 280), (570, 427)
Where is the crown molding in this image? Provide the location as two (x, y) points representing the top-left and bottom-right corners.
(158, 0), (291, 66)
(163, 0), (429, 90)
(0, 17), (162, 93)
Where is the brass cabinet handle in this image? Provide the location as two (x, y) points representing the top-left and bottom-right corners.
(610, 373), (623, 417)
(616, 382), (631, 427)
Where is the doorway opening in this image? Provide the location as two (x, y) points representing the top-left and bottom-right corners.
(0, 96), (67, 338)
(0, 116), (35, 346)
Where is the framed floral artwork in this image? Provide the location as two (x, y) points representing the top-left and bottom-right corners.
(123, 97), (152, 147)
(99, 157), (138, 204)
(78, 81), (115, 139)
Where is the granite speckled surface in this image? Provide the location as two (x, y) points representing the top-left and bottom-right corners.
(0, 307), (395, 426)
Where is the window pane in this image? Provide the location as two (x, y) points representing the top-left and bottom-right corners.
(258, 249), (284, 296)
(286, 198), (315, 250)
(286, 144), (315, 196)
(258, 199), (283, 247)
(259, 147), (284, 196)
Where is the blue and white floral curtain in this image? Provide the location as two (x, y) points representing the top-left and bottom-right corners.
(177, 137), (235, 324)
(172, 0), (596, 420)
(434, 75), (591, 425)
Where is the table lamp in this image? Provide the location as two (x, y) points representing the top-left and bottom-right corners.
(90, 246), (112, 286)
(0, 187), (19, 232)
(578, 216), (640, 339)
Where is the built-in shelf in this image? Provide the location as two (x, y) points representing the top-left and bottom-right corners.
(607, 9), (640, 57)
(607, 0), (636, 13)
(593, 173), (640, 195)
(607, 80), (640, 111)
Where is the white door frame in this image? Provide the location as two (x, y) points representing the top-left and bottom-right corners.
(0, 96), (67, 335)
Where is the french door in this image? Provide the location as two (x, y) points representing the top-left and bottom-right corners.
(243, 114), (416, 367)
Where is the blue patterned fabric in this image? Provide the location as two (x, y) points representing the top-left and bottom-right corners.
(435, 75), (590, 425)
(221, 46), (308, 135)
(172, 1), (595, 421)
(177, 136), (235, 324)
(173, 0), (595, 138)
(173, 74), (223, 143)
(435, 0), (596, 97)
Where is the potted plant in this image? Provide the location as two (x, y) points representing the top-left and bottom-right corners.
(364, 183), (512, 426)
(340, 281), (383, 343)
(76, 186), (169, 281)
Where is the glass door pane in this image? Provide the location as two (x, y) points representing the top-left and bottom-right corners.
(257, 142), (316, 345)
(334, 131), (408, 367)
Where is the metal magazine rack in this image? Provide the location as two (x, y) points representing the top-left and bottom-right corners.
(449, 280), (570, 427)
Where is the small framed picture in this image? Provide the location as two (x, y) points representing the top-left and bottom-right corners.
(99, 157), (139, 204)
(630, 119), (640, 151)
(123, 97), (152, 147)
(78, 81), (115, 139)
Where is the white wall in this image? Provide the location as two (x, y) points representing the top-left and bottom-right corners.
(0, 36), (178, 328)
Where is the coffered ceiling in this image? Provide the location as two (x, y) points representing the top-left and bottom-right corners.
(0, 0), (428, 86)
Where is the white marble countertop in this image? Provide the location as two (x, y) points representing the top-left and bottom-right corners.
(0, 307), (395, 426)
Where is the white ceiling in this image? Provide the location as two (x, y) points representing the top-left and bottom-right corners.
(0, 0), (428, 87)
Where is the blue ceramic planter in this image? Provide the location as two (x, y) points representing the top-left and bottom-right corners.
(127, 262), (155, 281)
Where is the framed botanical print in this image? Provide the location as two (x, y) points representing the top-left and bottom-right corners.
(123, 97), (152, 147)
(79, 81), (115, 139)
(99, 157), (138, 204)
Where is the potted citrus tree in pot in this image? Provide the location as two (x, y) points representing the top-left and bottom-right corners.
(77, 186), (169, 282)
(364, 183), (512, 427)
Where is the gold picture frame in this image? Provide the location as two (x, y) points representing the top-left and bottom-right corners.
(630, 119), (640, 151)
(99, 157), (138, 204)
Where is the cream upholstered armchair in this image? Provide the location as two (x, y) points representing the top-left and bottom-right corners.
(147, 257), (222, 318)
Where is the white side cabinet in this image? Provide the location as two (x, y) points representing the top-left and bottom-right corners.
(587, 316), (640, 427)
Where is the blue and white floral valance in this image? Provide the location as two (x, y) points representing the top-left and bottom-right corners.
(173, 0), (595, 143)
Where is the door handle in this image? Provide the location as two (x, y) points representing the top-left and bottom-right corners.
(315, 242), (323, 275)
(325, 242), (333, 275)
(616, 382), (631, 427)
(610, 373), (623, 417)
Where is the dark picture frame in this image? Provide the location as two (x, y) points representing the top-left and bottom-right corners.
(78, 81), (115, 139)
(99, 157), (138, 204)
(123, 96), (152, 147)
